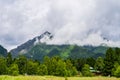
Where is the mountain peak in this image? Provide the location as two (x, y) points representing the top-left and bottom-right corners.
(34, 31), (53, 45)
(43, 31), (51, 35)
(10, 31), (53, 57)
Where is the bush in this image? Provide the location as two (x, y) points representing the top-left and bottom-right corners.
(112, 62), (119, 76)
(65, 70), (71, 77)
(81, 64), (92, 77)
(0, 57), (7, 74)
(37, 64), (48, 75)
(8, 63), (19, 76)
(71, 67), (78, 76)
(114, 66), (120, 77)
(27, 60), (38, 75)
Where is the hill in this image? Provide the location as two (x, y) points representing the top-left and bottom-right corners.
(10, 31), (108, 61)
(0, 45), (7, 57)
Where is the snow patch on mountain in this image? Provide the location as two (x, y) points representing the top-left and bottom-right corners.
(34, 31), (53, 45)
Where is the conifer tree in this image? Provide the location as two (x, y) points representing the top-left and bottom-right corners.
(103, 48), (115, 76)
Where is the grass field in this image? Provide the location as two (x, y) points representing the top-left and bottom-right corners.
(0, 76), (120, 80)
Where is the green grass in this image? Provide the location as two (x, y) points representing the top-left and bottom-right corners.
(0, 76), (120, 80)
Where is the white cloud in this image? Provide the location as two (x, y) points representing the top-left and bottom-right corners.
(0, 0), (120, 51)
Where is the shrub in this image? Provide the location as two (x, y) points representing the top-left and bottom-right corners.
(8, 63), (19, 76)
(82, 64), (92, 77)
(114, 66), (120, 77)
(37, 64), (48, 75)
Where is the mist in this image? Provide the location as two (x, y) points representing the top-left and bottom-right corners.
(0, 0), (120, 50)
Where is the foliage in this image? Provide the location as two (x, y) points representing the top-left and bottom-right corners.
(86, 57), (95, 67)
(112, 62), (119, 76)
(6, 52), (12, 67)
(0, 47), (120, 77)
(43, 56), (77, 77)
(65, 59), (78, 76)
(114, 66), (120, 77)
(16, 56), (27, 74)
(55, 59), (68, 76)
(27, 60), (38, 75)
(82, 64), (92, 77)
(103, 48), (115, 76)
(115, 48), (120, 64)
(37, 64), (48, 75)
(0, 57), (7, 75)
(19, 44), (108, 61)
(94, 57), (104, 72)
(8, 63), (19, 76)
(73, 58), (86, 71)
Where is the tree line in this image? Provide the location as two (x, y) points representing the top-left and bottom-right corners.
(0, 47), (120, 77)
(0, 53), (77, 76)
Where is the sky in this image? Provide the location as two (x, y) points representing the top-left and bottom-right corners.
(0, 0), (120, 51)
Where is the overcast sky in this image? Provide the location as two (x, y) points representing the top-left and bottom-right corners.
(0, 0), (120, 50)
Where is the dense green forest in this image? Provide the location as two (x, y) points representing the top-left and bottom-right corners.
(0, 47), (120, 77)
(11, 43), (108, 61)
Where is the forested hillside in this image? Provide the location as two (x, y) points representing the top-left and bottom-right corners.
(10, 31), (109, 61)
(0, 48), (120, 77)
(12, 43), (108, 61)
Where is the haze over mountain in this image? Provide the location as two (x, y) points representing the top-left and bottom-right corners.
(10, 31), (53, 56)
(10, 31), (108, 60)
(0, 0), (120, 50)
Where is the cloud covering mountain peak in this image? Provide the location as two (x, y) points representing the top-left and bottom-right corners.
(0, 0), (120, 50)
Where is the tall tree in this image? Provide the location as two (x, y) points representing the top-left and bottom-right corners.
(8, 63), (19, 76)
(0, 57), (7, 74)
(16, 56), (27, 74)
(55, 59), (68, 76)
(115, 48), (120, 64)
(112, 62), (119, 76)
(86, 57), (95, 67)
(74, 58), (86, 71)
(66, 59), (78, 76)
(82, 64), (92, 76)
(6, 52), (12, 67)
(114, 65), (120, 77)
(103, 48), (115, 76)
(44, 56), (52, 75)
(27, 60), (38, 75)
(37, 64), (48, 75)
(94, 57), (104, 72)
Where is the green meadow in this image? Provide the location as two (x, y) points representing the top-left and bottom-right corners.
(0, 76), (120, 80)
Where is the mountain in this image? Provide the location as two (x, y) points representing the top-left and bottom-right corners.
(10, 31), (109, 61)
(0, 45), (7, 57)
(10, 31), (53, 57)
